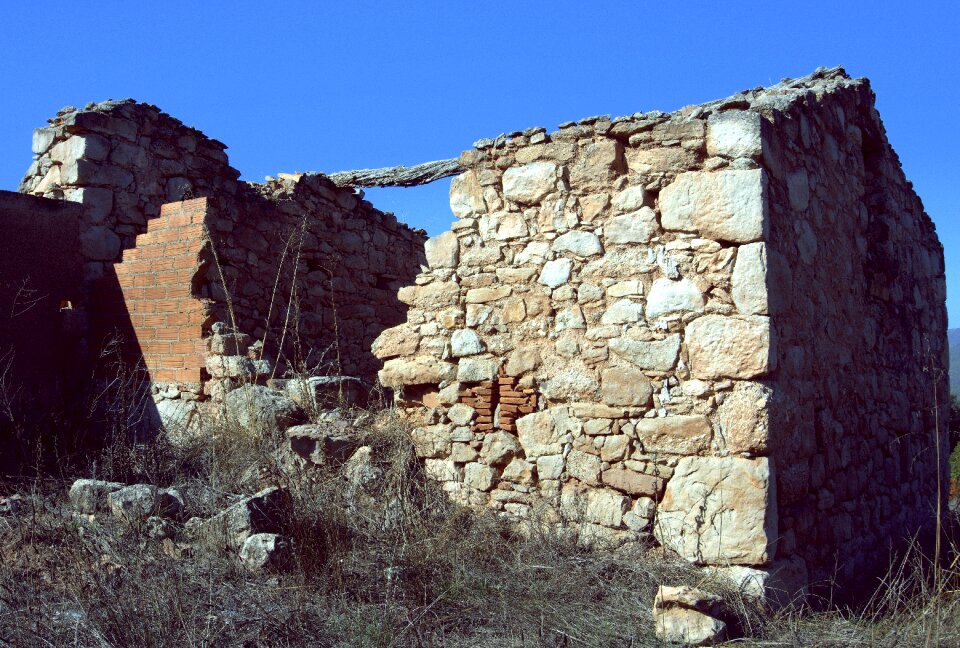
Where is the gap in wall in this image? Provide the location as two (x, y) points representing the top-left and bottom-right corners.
(363, 177), (455, 238)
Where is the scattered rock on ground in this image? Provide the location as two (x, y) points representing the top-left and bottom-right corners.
(286, 423), (359, 466)
(146, 516), (178, 540)
(107, 485), (185, 523)
(342, 446), (382, 491)
(188, 487), (292, 551)
(224, 385), (306, 435)
(0, 494), (28, 516)
(653, 585), (729, 646)
(69, 479), (125, 514)
(239, 533), (294, 572)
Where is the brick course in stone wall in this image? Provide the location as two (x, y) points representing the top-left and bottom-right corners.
(104, 198), (212, 384)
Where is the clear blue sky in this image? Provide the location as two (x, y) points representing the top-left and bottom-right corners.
(1, 1), (957, 323)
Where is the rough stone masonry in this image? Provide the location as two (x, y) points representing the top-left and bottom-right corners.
(19, 98), (426, 429)
(373, 67), (949, 600)
(10, 66), (948, 602)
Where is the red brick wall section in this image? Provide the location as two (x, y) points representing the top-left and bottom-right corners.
(459, 371), (537, 434)
(111, 198), (211, 384)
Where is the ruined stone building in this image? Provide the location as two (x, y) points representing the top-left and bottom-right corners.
(0, 66), (948, 600)
(373, 67), (949, 598)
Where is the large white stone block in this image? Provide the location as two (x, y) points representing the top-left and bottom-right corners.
(731, 242), (769, 315)
(600, 299), (644, 325)
(424, 231), (459, 268)
(378, 356), (456, 387)
(502, 162), (559, 204)
(608, 335), (681, 372)
(612, 185), (647, 212)
(685, 315), (775, 379)
(646, 278), (705, 320)
(50, 134), (110, 163)
(714, 381), (771, 454)
(604, 207), (658, 245)
(538, 258), (572, 289)
(449, 171), (486, 217)
(633, 415), (712, 455)
(659, 169), (767, 243)
(450, 329), (484, 357)
(655, 456), (777, 565)
(456, 357), (498, 382)
(707, 111), (762, 159)
(552, 230), (603, 257)
(517, 407), (579, 458)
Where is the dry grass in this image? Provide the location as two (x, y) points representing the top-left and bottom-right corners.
(0, 410), (748, 647)
(0, 409), (958, 647)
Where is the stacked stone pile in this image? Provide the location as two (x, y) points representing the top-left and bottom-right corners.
(68, 478), (296, 572)
(374, 67), (948, 598)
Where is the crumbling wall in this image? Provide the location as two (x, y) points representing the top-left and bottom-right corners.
(94, 198), (213, 386)
(374, 67), (948, 598)
(202, 173), (426, 388)
(19, 101), (426, 395)
(0, 191), (84, 473)
(20, 100), (240, 281)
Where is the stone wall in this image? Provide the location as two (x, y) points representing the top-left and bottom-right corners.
(202, 173), (425, 386)
(760, 74), (948, 593)
(0, 191), (84, 473)
(373, 67), (948, 598)
(20, 100), (240, 281)
(19, 100), (426, 395)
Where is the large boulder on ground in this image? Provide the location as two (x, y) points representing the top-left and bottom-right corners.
(286, 423), (359, 466)
(69, 479), (125, 514)
(107, 485), (185, 523)
(224, 385), (305, 435)
(239, 533), (295, 572)
(653, 585), (728, 646)
(189, 487), (291, 552)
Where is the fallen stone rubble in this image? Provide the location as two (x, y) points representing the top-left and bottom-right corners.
(60, 407), (382, 573)
(654, 585), (730, 646)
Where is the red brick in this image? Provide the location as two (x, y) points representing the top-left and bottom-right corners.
(177, 368), (202, 382)
(173, 254), (199, 270)
(162, 356), (188, 369)
(152, 369), (180, 382)
(154, 327), (179, 341)
(170, 340), (204, 355)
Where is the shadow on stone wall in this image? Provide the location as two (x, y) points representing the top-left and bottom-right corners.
(88, 263), (161, 448)
(0, 190), (166, 476)
(0, 192), (88, 474)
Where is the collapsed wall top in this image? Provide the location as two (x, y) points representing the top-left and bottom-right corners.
(18, 96), (427, 393)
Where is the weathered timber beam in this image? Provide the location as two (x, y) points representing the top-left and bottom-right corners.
(325, 158), (464, 188)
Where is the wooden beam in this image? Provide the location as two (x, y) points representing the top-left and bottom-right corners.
(325, 158), (463, 188)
